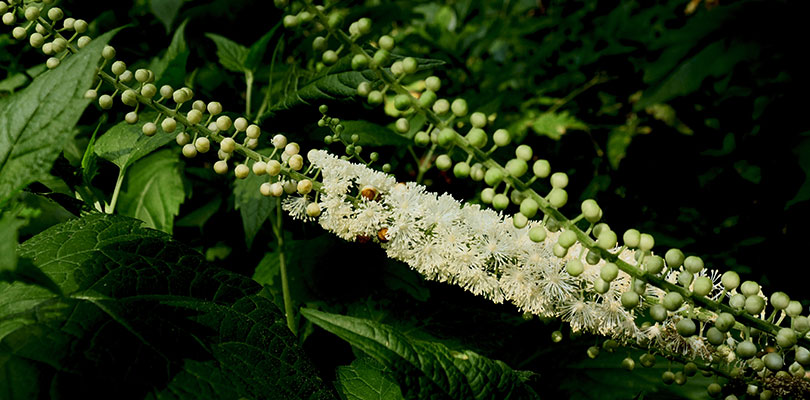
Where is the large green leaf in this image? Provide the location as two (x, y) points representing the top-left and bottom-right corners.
(150, 0), (184, 33)
(94, 116), (176, 171)
(0, 214), (336, 400)
(337, 357), (405, 400)
(301, 308), (537, 400)
(117, 149), (185, 234)
(0, 30), (118, 207)
(206, 33), (249, 73)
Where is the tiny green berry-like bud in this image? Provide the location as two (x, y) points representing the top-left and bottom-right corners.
(481, 188), (495, 204)
(505, 158), (528, 178)
(161, 118), (176, 133)
(470, 163), (485, 181)
(182, 143), (197, 158)
(684, 256), (704, 273)
(259, 182), (273, 197)
(597, 229), (617, 250)
(438, 128), (456, 147)
(134, 69), (150, 83)
(515, 145), (533, 161)
(566, 259), (584, 276)
(484, 168), (504, 187)
(47, 7), (63, 21)
(721, 271), (740, 290)
(466, 128), (487, 148)
(453, 161), (470, 178)
(125, 112), (139, 124)
(207, 101), (222, 115)
(378, 35), (395, 51)
(548, 188), (567, 208)
(356, 81), (371, 97)
(550, 172), (568, 189)
(160, 85), (173, 99)
(558, 230), (577, 248)
(297, 179), (312, 194)
(51, 38), (67, 53)
(234, 164), (249, 179)
(493, 128), (511, 147)
(553, 243), (568, 257)
(402, 57), (418, 75)
(389, 61), (403, 76)
(25, 6), (40, 21)
(269, 182), (284, 197)
(650, 304), (667, 322)
(322, 50), (338, 65)
(600, 263), (619, 282)
(141, 83), (157, 99)
(425, 76), (441, 92)
(98, 94), (113, 109)
(73, 19), (88, 33)
(356, 17), (372, 35)
(770, 292), (790, 310)
(622, 229), (641, 248)
(289, 154), (304, 170)
(393, 94), (411, 111)
(216, 115), (232, 131)
(29, 33), (44, 48)
(195, 137), (210, 153)
(312, 36), (327, 52)
(744, 295), (765, 315)
(470, 112), (487, 128)
(246, 124), (261, 139)
(306, 202), (322, 217)
(118, 70), (132, 83)
(2, 11), (15, 25)
(663, 291), (684, 311)
(46, 57), (60, 69)
(513, 212), (528, 228)
(786, 300), (803, 317)
(175, 132), (190, 146)
(740, 280), (759, 296)
(351, 54), (369, 70)
(285, 142), (300, 155)
(529, 226), (547, 242)
(519, 198), (539, 219)
(593, 278), (610, 294)
(213, 160), (229, 175)
(664, 248), (685, 268)
(111, 61), (127, 76)
(367, 90), (383, 106)
(395, 117), (410, 133)
(451, 98), (468, 117)
(676, 318), (696, 336)
(621, 290), (640, 309)
(142, 122), (157, 136)
(693, 276), (712, 296)
(77, 35), (92, 49)
(639, 233), (655, 251)
(220, 137), (236, 153)
(12, 26), (26, 40)
(418, 89), (437, 108)
(763, 353), (783, 371)
(532, 159), (550, 178)
(102, 45), (116, 60)
(230, 117), (247, 132)
(266, 160), (281, 176)
(121, 89), (138, 107)
(435, 154), (452, 171)
(432, 98), (450, 115)
(283, 14), (300, 28)
(492, 193), (509, 210)
(184, 109), (202, 125)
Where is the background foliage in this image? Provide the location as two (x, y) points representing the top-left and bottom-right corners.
(1, 0), (806, 398)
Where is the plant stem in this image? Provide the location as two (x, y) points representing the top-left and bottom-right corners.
(245, 70), (254, 118)
(273, 201), (297, 336)
(106, 168), (125, 214)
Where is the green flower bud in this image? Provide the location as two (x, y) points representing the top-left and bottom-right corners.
(532, 159), (550, 178)
(470, 111), (487, 128)
(706, 327), (725, 345)
(550, 172), (568, 189)
(621, 290), (640, 309)
(492, 193), (509, 210)
(453, 162), (470, 178)
(663, 291), (684, 311)
(597, 229), (617, 250)
(548, 188), (567, 208)
(505, 158), (528, 178)
(665, 248), (685, 268)
(684, 255), (704, 274)
(435, 154), (452, 171)
(529, 226), (547, 242)
(466, 127), (487, 148)
(676, 318), (696, 337)
(493, 128), (510, 146)
(721, 271), (740, 290)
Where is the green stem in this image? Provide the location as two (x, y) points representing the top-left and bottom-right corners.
(272, 201), (297, 336)
(245, 70), (254, 118)
(106, 168), (126, 214)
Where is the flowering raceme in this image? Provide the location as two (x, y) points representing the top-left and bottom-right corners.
(295, 150), (731, 362)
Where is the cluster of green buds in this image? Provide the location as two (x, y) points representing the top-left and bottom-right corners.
(2, 0), (91, 69)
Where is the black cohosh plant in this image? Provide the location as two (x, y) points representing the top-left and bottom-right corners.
(2, 0), (808, 398)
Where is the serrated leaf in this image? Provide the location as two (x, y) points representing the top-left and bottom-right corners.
(206, 32), (249, 73)
(245, 22), (282, 72)
(94, 116), (175, 170)
(301, 308), (536, 400)
(149, 19), (190, 87)
(233, 160), (276, 248)
(1, 214), (336, 400)
(530, 111), (587, 140)
(0, 30), (119, 207)
(117, 149), (185, 234)
(150, 0), (184, 33)
(268, 55), (444, 114)
(337, 357), (405, 400)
